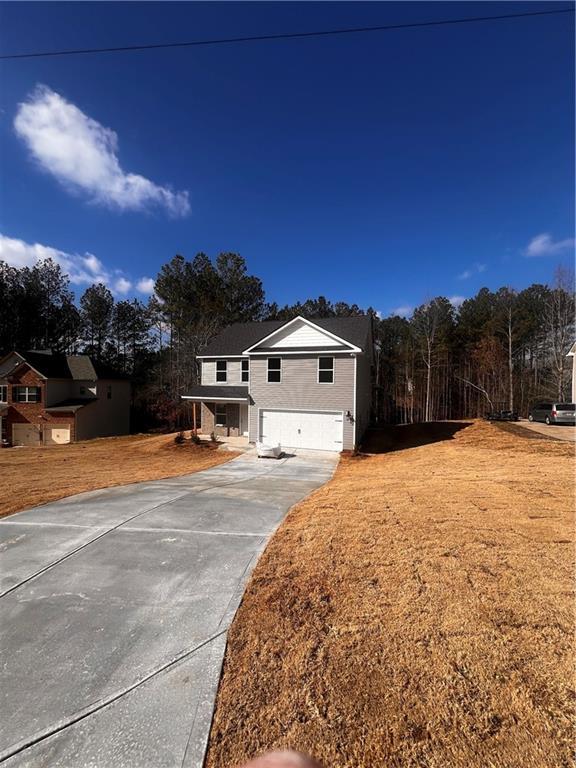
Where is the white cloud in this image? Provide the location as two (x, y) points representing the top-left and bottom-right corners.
(114, 277), (132, 294)
(458, 262), (486, 280)
(449, 295), (466, 308)
(525, 233), (575, 257)
(0, 233), (109, 285)
(136, 277), (155, 294)
(389, 305), (413, 318)
(14, 85), (190, 217)
(0, 233), (153, 297)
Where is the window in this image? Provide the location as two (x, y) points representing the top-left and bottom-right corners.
(318, 357), (334, 383)
(107, 385), (112, 400)
(79, 386), (86, 396)
(12, 386), (41, 403)
(216, 360), (228, 383)
(241, 359), (249, 383)
(215, 404), (227, 426)
(267, 357), (281, 383)
(0, 385), (6, 403)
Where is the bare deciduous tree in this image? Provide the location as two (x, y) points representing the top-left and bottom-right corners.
(544, 266), (575, 400)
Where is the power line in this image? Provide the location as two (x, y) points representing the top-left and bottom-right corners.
(0, 7), (573, 61)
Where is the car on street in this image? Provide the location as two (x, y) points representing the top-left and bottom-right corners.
(528, 402), (576, 425)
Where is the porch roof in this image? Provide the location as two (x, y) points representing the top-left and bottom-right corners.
(181, 385), (249, 402)
(45, 398), (97, 413)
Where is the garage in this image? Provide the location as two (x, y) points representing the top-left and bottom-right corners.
(259, 409), (344, 451)
(12, 423), (41, 447)
(43, 426), (71, 445)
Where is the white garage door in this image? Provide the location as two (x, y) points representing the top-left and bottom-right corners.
(259, 409), (343, 451)
(43, 426), (71, 445)
(12, 423), (41, 447)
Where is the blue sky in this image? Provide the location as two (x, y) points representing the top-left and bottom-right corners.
(0, 1), (574, 316)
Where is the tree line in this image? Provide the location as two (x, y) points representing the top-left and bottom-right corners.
(376, 268), (575, 423)
(1, 255), (573, 428)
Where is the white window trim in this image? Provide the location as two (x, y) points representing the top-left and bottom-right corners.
(267, 357), (282, 384)
(13, 386), (41, 403)
(241, 359), (250, 383)
(216, 360), (228, 383)
(317, 356), (334, 384)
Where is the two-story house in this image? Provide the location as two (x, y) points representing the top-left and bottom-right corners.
(0, 350), (131, 447)
(182, 315), (374, 451)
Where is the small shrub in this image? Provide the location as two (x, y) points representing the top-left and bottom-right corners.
(191, 434), (201, 445)
(174, 431), (185, 444)
(210, 431), (219, 443)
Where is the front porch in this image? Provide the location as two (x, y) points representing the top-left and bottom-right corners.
(182, 385), (250, 439)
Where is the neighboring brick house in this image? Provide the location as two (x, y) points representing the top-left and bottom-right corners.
(182, 315), (374, 452)
(0, 351), (131, 447)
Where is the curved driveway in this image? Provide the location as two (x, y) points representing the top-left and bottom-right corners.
(0, 450), (337, 767)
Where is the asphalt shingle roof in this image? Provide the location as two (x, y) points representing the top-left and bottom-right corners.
(200, 316), (372, 356)
(66, 356), (97, 380)
(45, 398), (97, 412)
(182, 385), (249, 400)
(6, 351), (128, 380)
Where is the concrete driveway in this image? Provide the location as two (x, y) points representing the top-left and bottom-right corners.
(514, 419), (576, 442)
(0, 450), (337, 767)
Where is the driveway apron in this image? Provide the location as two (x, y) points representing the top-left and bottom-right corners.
(0, 450), (337, 767)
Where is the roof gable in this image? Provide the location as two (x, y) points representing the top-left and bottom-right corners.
(198, 316), (372, 357)
(244, 316), (361, 353)
(0, 352), (27, 379)
(0, 351), (127, 380)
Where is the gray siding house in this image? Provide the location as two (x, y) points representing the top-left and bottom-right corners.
(183, 316), (374, 451)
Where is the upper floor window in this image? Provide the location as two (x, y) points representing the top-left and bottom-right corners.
(0, 385), (7, 403)
(267, 357), (281, 383)
(318, 357), (334, 383)
(241, 359), (249, 383)
(107, 385), (112, 400)
(216, 360), (227, 383)
(12, 386), (41, 403)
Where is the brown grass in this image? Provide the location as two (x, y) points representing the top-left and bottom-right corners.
(0, 433), (236, 518)
(205, 420), (575, 768)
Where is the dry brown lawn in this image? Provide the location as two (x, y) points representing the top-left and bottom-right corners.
(0, 433), (236, 518)
(205, 420), (575, 768)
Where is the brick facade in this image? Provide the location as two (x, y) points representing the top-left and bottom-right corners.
(2, 365), (76, 445)
(200, 401), (240, 437)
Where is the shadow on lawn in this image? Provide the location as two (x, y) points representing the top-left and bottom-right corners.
(361, 420), (473, 454)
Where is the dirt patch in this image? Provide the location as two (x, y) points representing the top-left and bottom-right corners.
(0, 433), (236, 518)
(205, 420), (574, 768)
